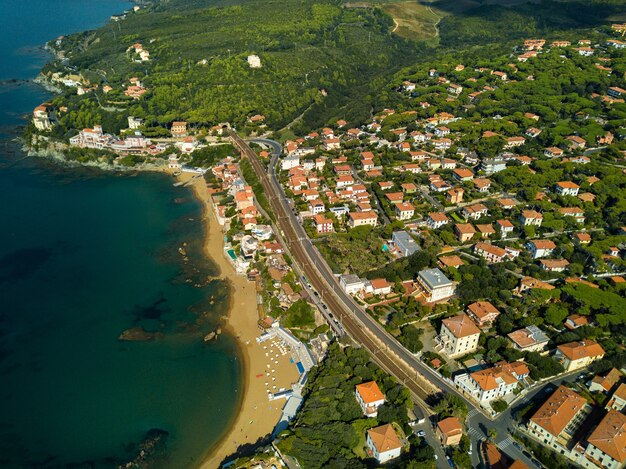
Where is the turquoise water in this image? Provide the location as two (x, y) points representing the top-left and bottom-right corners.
(0, 1), (241, 467)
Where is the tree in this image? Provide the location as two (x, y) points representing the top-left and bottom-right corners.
(491, 399), (509, 413)
(398, 325), (424, 353)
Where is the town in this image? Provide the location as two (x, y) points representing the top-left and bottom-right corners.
(29, 20), (626, 469)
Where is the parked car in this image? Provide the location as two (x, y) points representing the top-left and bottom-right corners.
(417, 430), (425, 437)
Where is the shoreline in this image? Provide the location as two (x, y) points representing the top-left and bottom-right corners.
(179, 172), (295, 468)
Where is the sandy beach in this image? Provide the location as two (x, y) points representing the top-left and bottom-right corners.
(178, 173), (299, 468)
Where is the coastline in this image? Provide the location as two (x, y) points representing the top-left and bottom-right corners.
(179, 172), (294, 468)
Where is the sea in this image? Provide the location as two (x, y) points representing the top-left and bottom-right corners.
(0, 1), (241, 467)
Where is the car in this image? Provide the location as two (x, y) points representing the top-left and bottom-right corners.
(313, 291), (319, 297)
(417, 430), (425, 437)
(531, 458), (542, 468)
(446, 456), (455, 468)
(468, 443), (472, 455)
(434, 454), (438, 460)
(523, 450), (532, 459)
(513, 442), (522, 451)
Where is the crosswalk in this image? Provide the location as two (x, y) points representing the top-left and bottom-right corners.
(467, 427), (483, 439)
(497, 436), (515, 450)
(467, 409), (480, 418)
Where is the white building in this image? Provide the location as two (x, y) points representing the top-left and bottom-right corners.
(526, 239), (557, 259)
(581, 410), (626, 469)
(340, 274), (365, 295)
(33, 104), (53, 130)
(281, 155), (300, 171)
(417, 268), (455, 303)
(366, 424), (402, 463)
(437, 313), (480, 357)
(454, 361), (528, 404)
(555, 340), (605, 372)
(247, 54), (262, 68)
(355, 381), (385, 417)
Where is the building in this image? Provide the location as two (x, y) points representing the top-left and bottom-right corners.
(355, 381), (385, 417)
(497, 219), (515, 237)
(455, 223), (477, 243)
(528, 385), (590, 455)
(347, 212), (378, 228)
(607, 383), (626, 412)
(394, 202), (415, 220)
(583, 410), (626, 469)
(438, 314), (480, 357)
(507, 325), (549, 352)
(427, 212), (450, 230)
(366, 424), (402, 463)
(391, 231), (421, 257)
(314, 214), (334, 233)
(370, 278), (392, 296)
(69, 125), (110, 149)
(474, 242), (508, 264)
(170, 121), (187, 138)
(555, 181), (580, 197)
(481, 158), (507, 175)
(539, 258), (570, 272)
(454, 361), (528, 404)
(417, 268), (455, 303)
(589, 368), (622, 394)
(340, 274), (365, 295)
(467, 301), (500, 327)
(555, 340), (605, 372)
(436, 417), (463, 446)
(33, 104), (53, 130)
(247, 54), (262, 68)
(563, 314), (590, 332)
(526, 239), (557, 259)
(463, 203), (488, 221)
(520, 210), (543, 227)
(281, 155), (300, 171)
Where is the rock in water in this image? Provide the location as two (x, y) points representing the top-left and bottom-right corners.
(118, 327), (164, 341)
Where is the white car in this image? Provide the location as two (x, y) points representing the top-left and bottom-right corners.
(417, 430), (425, 437)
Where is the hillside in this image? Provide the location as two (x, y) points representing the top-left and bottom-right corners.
(43, 0), (418, 135)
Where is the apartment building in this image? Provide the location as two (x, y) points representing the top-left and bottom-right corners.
(437, 313), (480, 357)
(417, 268), (456, 303)
(454, 361), (529, 404)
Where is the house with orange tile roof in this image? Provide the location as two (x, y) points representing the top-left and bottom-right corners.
(555, 181), (580, 196)
(589, 368), (622, 394)
(556, 340), (605, 372)
(606, 383), (626, 412)
(455, 223), (477, 243)
(436, 251), (462, 267)
(437, 313), (480, 357)
(564, 314), (589, 330)
(454, 361), (528, 404)
(474, 242), (508, 263)
(355, 381), (385, 417)
(526, 239), (557, 259)
(436, 417), (463, 446)
(519, 210), (543, 227)
(366, 423), (402, 463)
(528, 385), (591, 456)
(427, 212), (450, 229)
(583, 410), (626, 469)
(466, 301), (500, 327)
(394, 202), (415, 220)
(347, 211), (378, 228)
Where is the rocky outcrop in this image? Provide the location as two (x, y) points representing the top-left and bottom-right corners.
(118, 327), (164, 342)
